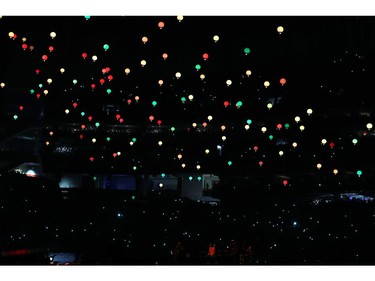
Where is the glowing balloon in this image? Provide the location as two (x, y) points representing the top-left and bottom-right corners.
(60, 68), (65, 74)
(152, 101), (157, 107)
(85, 16), (91, 20)
(195, 64), (201, 71)
(352, 138), (358, 145)
(162, 53), (168, 60)
(196, 165), (201, 170)
(22, 43), (28, 50)
(258, 161), (264, 167)
(142, 36), (148, 44)
(295, 116), (301, 123)
(205, 149), (210, 154)
(213, 35), (219, 42)
(245, 125), (250, 131)
(276, 123), (282, 130)
(222, 136), (226, 141)
(321, 139), (327, 145)
(99, 78), (105, 85)
(73, 79), (78, 85)
(203, 53), (209, 60)
(29, 45), (34, 51)
(177, 15), (184, 22)
(192, 123), (197, 128)
(72, 102), (78, 108)
(48, 46), (54, 52)
(19, 105), (24, 111)
(177, 154), (182, 160)
(277, 26), (284, 34)
(267, 103), (273, 110)
(357, 170), (362, 177)
(207, 115), (213, 121)
(103, 44), (109, 51)
(244, 48), (250, 55)
(264, 81), (270, 88)
(202, 122), (207, 128)
(158, 141), (163, 146)
(221, 125), (226, 131)
(141, 60), (147, 67)
(317, 163), (322, 170)
(188, 94), (194, 101)
(228, 161), (232, 166)
(157, 120), (162, 125)
(135, 96), (140, 102)
(108, 75), (113, 81)
(8, 32), (14, 38)
(42, 55), (48, 61)
(200, 74), (205, 80)
(333, 169), (338, 175)
(280, 78), (286, 85)
(366, 123), (373, 130)
(0, 83), (5, 88)
(175, 72), (181, 79)
(279, 151), (284, 156)
(92, 55), (97, 62)
(261, 127), (267, 133)
(226, 80), (232, 86)
(246, 70), (252, 77)
(247, 119), (252, 125)
(47, 78), (52, 84)
(307, 108), (313, 115)
(292, 142), (297, 148)
(282, 180), (288, 186)
(106, 89), (111, 94)
(13, 115), (18, 120)
(124, 68), (130, 75)
(299, 125), (305, 132)
(158, 21), (165, 29)
(50, 32), (56, 39)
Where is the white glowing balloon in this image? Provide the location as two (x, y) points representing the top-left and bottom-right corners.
(317, 163), (322, 169)
(0, 82), (5, 88)
(321, 139), (327, 145)
(92, 138), (97, 143)
(188, 94), (194, 101)
(299, 125), (305, 132)
(141, 60), (147, 67)
(50, 32), (56, 39)
(60, 68), (65, 74)
(205, 149), (210, 154)
(192, 123), (197, 128)
(307, 108), (313, 115)
(196, 165), (201, 170)
(177, 15), (184, 22)
(366, 123), (373, 130)
(213, 35), (219, 42)
(264, 81), (270, 88)
(65, 109), (70, 114)
(244, 125), (250, 131)
(333, 169), (338, 175)
(92, 55), (98, 62)
(47, 78), (52, 84)
(175, 72), (181, 79)
(295, 116), (301, 123)
(158, 141), (163, 146)
(226, 80), (232, 86)
(292, 142), (297, 148)
(207, 115), (213, 121)
(261, 127), (267, 133)
(222, 136), (227, 141)
(267, 103), (273, 110)
(279, 151), (284, 156)
(200, 74), (205, 80)
(277, 26), (284, 34)
(245, 70), (252, 77)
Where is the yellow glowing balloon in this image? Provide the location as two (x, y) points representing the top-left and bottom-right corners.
(192, 123), (197, 128)
(292, 142), (297, 148)
(317, 163), (322, 170)
(299, 125), (305, 132)
(294, 116), (301, 123)
(124, 68), (130, 75)
(205, 149), (210, 154)
(200, 74), (205, 80)
(47, 78), (52, 84)
(245, 70), (252, 77)
(264, 81), (270, 88)
(22, 37), (27, 42)
(177, 15), (184, 22)
(60, 68), (65, 74)
(267, 103), (273, 110)
(158, 80), (164, 86)
(333, 169), (338, 175)
(0, 82), (5, 88)
(177, 154), (182, 160)
(277, 26), (284, 34)
(8, 31), (14, 38)
(140, 60), (147, 67)
(213, 35), (219, 42)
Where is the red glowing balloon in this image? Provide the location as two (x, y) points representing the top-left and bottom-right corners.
(82, 52), (88, 59)
(35, 69), (40, 74)
(81, 124), (86, 129)
(89, 157), (94, 162)
(329, 142), (335, 148)
(157, 120), (162, 125)
(282, 180), (288, 186)
(22, 43), (28, 50)
(80, 134), (84, 139)
(149, 115), (154, 122)
(105, 67), (111, 73)
(253, 146), (259, 152)
(203, 53), (209, 60)
(127, 99), (132, 105)
(73, 102), (78, 108)
(224, 101), (229, 107)
(88, 116), (93, 121)
(280, 78), (286, 85)
(112, 153), (117, 158)
(115, 114), (121, 120)
(91, 83), (96, 89)
(101, 68), (106, 74)
(99, 78), (105, 85)
(258, 161), (264, 167)
(36, 93), (41, 99)
(48, 46), (54, 52)
(108, 75), (113, 81)
(119, 118), (124, 123)
(276, 123), (282, 129)
(42, 55), (48, 61)
(158, 21), (165, 29)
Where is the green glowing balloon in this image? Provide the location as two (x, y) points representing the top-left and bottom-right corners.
(103, 44), (109, 51)
(244, 47), (251, 55)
